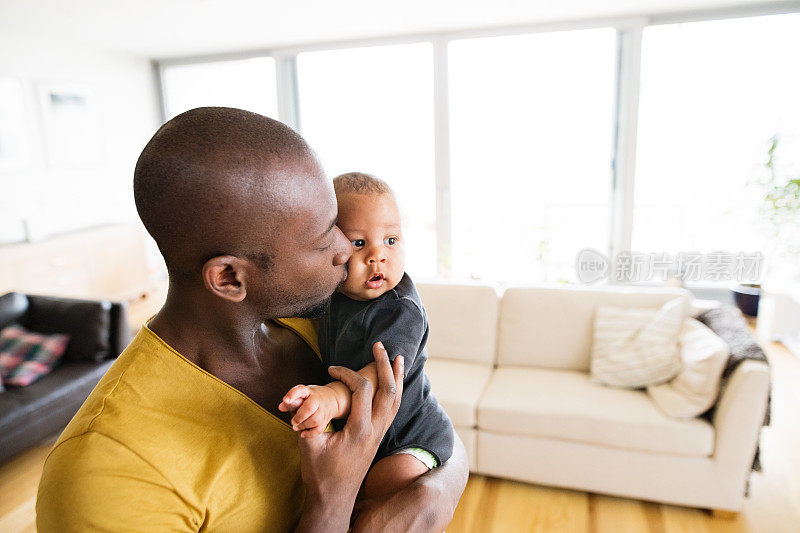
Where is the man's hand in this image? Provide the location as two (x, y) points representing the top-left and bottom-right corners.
(294, 341), (404, 533)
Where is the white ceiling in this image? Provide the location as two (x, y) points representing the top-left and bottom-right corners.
(0, 0), (790, 59)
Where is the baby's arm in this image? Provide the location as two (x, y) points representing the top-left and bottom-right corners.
(278, 360), (380, 437)
(279, 358), (431, 498)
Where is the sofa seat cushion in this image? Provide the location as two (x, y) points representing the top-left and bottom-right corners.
(477, 366), (715, 457)
(0, 360), (114, 433)
(426, 358), (493, 427)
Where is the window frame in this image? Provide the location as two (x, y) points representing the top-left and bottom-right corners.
(154, 3), (800, 281)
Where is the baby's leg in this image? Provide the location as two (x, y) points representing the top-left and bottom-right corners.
(362, 450), (433, 501)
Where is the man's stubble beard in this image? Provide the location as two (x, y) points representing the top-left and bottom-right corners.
(289, 265), (348, 319)
(293, 294), (332, 319)
(265, 263), (347, 320)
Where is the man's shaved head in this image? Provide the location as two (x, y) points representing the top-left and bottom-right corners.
(134, 107), (318, 285)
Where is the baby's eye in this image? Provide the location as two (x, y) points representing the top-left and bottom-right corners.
(351, 239), (365, 248)
(384, 237), (397, 246)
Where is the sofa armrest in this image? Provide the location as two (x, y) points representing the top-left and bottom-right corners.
(0, 292), (29, 329)
(712, 360), (770, 474)
(109, 301), (132, 359)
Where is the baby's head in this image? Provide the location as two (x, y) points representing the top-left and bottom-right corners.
(333, 172), (405, 301)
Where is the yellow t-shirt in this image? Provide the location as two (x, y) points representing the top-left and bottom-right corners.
(36, 318), (319, 532)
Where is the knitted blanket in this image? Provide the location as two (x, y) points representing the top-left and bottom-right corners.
(696, 305), (772, 497)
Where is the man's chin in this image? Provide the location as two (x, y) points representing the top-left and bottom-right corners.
(291, 294), (332, 319)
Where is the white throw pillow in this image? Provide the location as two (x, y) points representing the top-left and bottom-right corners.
(647, 318), (729, 419)
(590, 298), (684, 389)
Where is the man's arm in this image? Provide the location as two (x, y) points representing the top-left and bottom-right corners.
(294, 342), (405, 532)
(351, 430), (469, 533)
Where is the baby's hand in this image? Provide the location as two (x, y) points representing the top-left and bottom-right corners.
(278, 384), (339, 438)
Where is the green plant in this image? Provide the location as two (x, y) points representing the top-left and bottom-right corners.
(753, 134), (800, 229)
(749, 133), (800, 275)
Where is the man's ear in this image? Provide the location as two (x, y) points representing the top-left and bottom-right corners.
(201, 255), (247, 302)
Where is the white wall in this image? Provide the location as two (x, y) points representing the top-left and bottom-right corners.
(0, 31), (159, 243)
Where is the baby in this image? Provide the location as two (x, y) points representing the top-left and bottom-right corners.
(278, 172), (453, 500)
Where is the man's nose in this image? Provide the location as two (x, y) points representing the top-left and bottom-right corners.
(333, 251), (349, 267)
(332, 227), (352, 266)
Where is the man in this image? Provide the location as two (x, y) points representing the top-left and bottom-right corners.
(36, 107), (468, 531)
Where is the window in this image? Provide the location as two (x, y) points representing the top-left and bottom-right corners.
(161, 58), (279, 120)
(633, 14), (800, 258)
(156, 10), (800, 285)
(297, 43), (437, 278)
(448, 28), (618, 282)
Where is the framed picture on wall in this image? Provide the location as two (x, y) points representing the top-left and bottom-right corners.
(0, 77), (30, 170)
(38, 82), (102, 167)
(0, 77), (32, 244)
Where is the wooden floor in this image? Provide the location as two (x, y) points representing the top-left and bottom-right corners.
(2, 335), (799, 532)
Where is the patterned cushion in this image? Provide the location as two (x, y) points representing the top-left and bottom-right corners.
(0, 325), (29, 377)
(590, 298), (685, 389)
(0, 324), (70, 387)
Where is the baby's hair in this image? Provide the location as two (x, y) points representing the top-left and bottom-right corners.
(333, 172), (394, 197)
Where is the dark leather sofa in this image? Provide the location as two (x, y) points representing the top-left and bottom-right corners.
(0, 292), (131, 464)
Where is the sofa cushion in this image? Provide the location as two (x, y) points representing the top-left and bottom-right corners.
(1, 324), (70, 387)
(647, 318), (729, 419)
(477, 366), (714, 457)
(0, 325), (26, 379)
(416, 282), (499, 365)
(426, 358), (493, 427)
(497, 285), (691, 371)
(589, 298), (684, 389)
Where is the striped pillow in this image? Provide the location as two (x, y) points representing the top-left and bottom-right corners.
(590, 298), (685, 389)
(0, 325), (70, 387)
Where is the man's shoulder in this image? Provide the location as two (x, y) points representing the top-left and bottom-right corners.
(44, 430), (159, 479)
(36, 430), (185, 532)
(40, 326), (306, 531)
(51, 329), (155, 444)
(51, 325), (278, 470)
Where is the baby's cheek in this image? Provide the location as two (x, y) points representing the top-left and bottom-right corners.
(345, 257), (363, 275)
(389, 262), (405, 282)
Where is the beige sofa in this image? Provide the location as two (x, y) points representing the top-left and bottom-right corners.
(418, 282), (770, 514)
